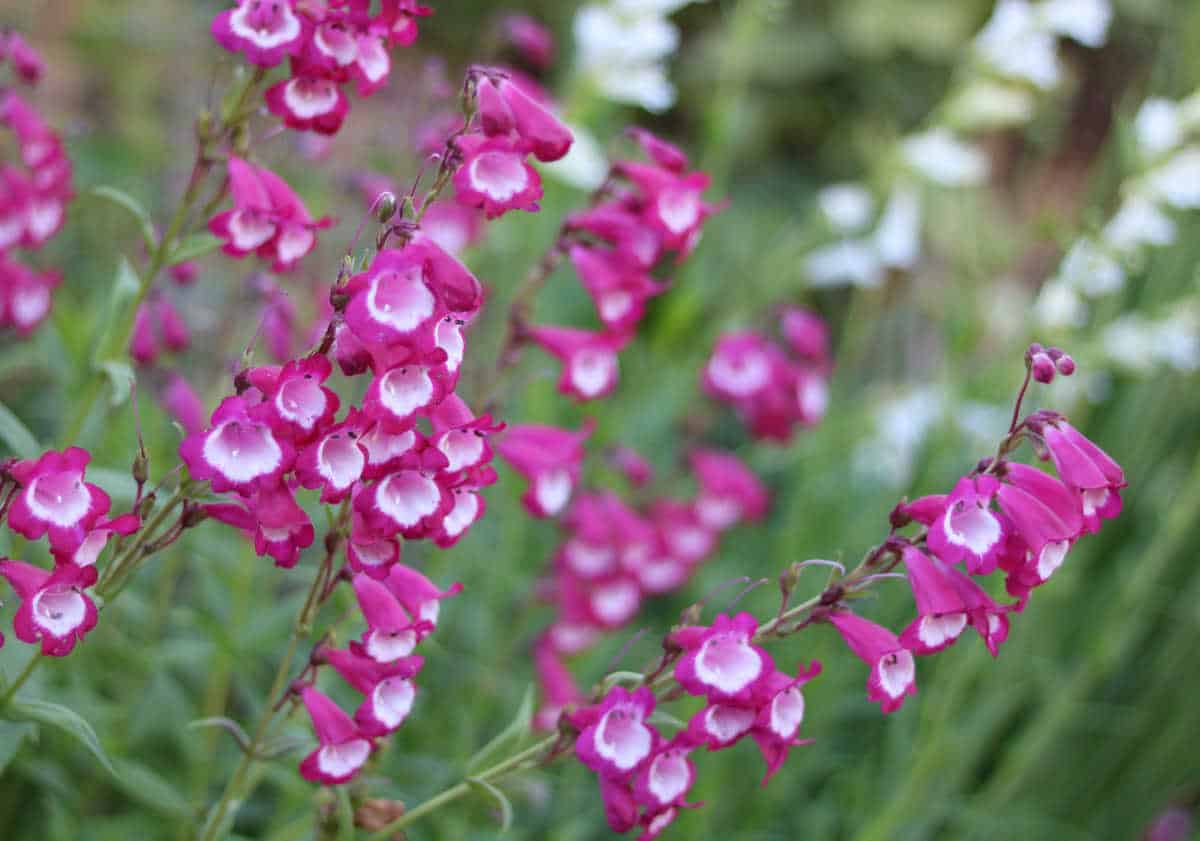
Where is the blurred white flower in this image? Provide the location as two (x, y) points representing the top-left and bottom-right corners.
(817, 183), (874, 232)
(1058, 239), (1125, 297)
(902, 128), (989, 186)
(1102, 195), (1176, 254)
(852, 387), (945, 487)
(873, 185), (922, 269)
(1034, 279), (1088, 327)
(1037, 0), (1113, 48)
(1101, 311), (1200, 374)
(947, 80), (1036, 130)
(1133, 98), (1183, 160)
(542, 123), (610, 190)
(975, 0), (1060, 90)
(1142, 148), (1200, 209)
(804, 239), (884, 288)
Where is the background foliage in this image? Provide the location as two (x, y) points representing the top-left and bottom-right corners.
(1, 1), (1198, 839)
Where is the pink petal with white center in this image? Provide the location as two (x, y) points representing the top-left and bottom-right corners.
(561, 539), (616, 578)
(273, 223), (315, 269)
(227, 209), (276, 251)
(568, 347), (618, 399)
(227, 1), (302, 51)
(435, 489), (482, 547)
(364, 676), (415, 732)
(589, 578), (642, 627)
(874, 649), (916, 702)
(435, 317), (465, 373)
(829, 610), (916, 713)
(533, 468), (573, 516)
(703, 333), (773, 399)
(365, 628), (417, 662)
(346, 260), (437, 343)
(203, 418), (285, 484)
(452, 135), (543, 219)
(274, 374), (329, 432)
(352, 35), (391, 96)
(635, 746), (695, 810)
(374, 472), (443, 530)
(359, 424), (416, 478)
(692, 703), (755, 748)
(369, 366), (435, 425)
(469, 150), (529, 200)
(436, 429), (484, 473)
(23, 471), (93, 528)
(594, 704), (654, 773)
(314, 739), (371, 780)
(693, 635), (767, 696)
(1036, 539), (1070, 581)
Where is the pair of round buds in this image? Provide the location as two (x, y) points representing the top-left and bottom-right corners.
(1027, 343), (1075, 384)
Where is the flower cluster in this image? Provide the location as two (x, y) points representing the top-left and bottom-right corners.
(0, 36), (72, 336)
(526, 129), (719, 401)
(530, 448), (769, 729)
(0, 448), (138, 654)
(451, 68), (574, 219)
(703, 306), (832, 442)
(297, 563), (459, 784)
(212, 0), (431, 136)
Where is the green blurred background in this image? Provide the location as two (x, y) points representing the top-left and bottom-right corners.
(1, 0), (1198, 839)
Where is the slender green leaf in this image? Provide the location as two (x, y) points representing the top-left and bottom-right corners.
(466, 684), (535, 774)
(99, 361), (136, 408)
(186, 717), (252, 752)
(0, 720), (38, 774)
(109, 757), (192, 819)
(0, 399), (40, 459)
(85, 186), (157, 251)
(168, 232), (222, 265)
(335, 786), (355, 841)
(5, 698), (116, 778)
(467, 778), (513, 832)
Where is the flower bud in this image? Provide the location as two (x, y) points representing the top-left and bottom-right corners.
(1055, 353), (1076, 375)
(374, 191), (397, 225)
(1031, 352), (1057, 383)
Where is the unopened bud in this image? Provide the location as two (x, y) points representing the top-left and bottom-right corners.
(1055, 353), (1076, 375)
(181, 502), (208, 529)
(138, 492), (157, 520)
(374, 191), (397, 224)
(678, 603), (702, 628)
(779, 562), (803, 601)
(1031, 352), (1056, 383)
(355, 799), (407, 832)
(132, 449), (149, 486)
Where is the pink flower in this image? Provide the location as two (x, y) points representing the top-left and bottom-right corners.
(633, 734), (699, 812)
(495, 421), (594, 517)
(52, 513), (140, 568)
(352, 573), (428, 662)
(6, 447), (111, 554)
(501, 15), (555, 71)
(322, 646), (424, 737)
(475, 74), (573, 163)
(1032, 414), (1126, 533)
(0, 255), (60, 335)
(686, 702), (757, 750)
(925, 475), (1009, 575)
(180, 395), (295, 494)
(897, 546), (969, 655)
(827, 611), (916, 713)
(362, 360), (447, 430)
(161, 373), (206, 435)
(570, 244), (666, 333)
(354, 469), (450, 541)
(419, 202), (484, 255)
(382, 563), (462, 635)
(688, 448), (769, 531)
(615, 161), (716, 256)
(627, 128), (689, 174)
(4, 33), (46, 84)
(265, 75), (350, 135)
(0, 560), (98, 656)
(672, 612), (773, 703)
(749, 662), (821, 783)
(429, 394), (502, 477)
(247, 355), (340, 444)
(345, 511), (401, 578)
(295, 412), (369, 503)
(204, 480), (314, 567)
(211, 0), (305, 67)
(780, 307), (831, 368)
(452, 134), (543, 219)
(571, 686), (658, 780)
(527, 325), (628, 402)
(533, 634), (582, 730)
(298, 686), (373, 785)
(702, 332), (775, 403)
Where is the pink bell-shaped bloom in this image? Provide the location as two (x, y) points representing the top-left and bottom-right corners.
(995, 466), (1083, 585)
(429, 395), (503, 477)
(702, 331), (775, 402)
(357, 421), (422, 481)
(362, 359), (448, 430)
(527, 325), (628, 402)
(1034, 415), (1126, 532)
(452, 134), (542, 219)
(204, 480), (315, 567)
(942, 563), (1012, 655)
(0, 256), (60, 336)
(352, 573), (428, 662)
(533, 633), (583, 730)
(211, 0), (305, 67)
(501, 15), (555, 71)
(161, 373), (207, 435)
(180, 395), (294, 494)
(265, 74), (350, 136)
(600, 777), (639, 833)
(617, 162), (716, 256)
(432, 476), (488, 547)
(673, 612), (773, 703)
(627, 128), (689, 174)
(898, 546), (969, 655)
(350, 33), (391, 96)
(322, 646), (424, 737)
(406, 231), (485, 316)
(750, 662), (821, 784)
(157, 296), (190, 351)
(418, 202), (484, 256)
(247, 355), (340, 444)
(925, 475), (1008, 575)
(343, 247), (440, 346)
(295, 410), (369, 503)
(0, 560), (98, 656)
(344, 510), (401, 578)
(780, 306), (831, 368)
(828, 611), (916, 713)
(496, 421), (594, 518)
(688, 448), (769, 531)
(298, 686), (373, 785)
(383, 563), (462, 635)
(648, 499), (716, 567)
(129, 304), (158, 365)
(7, 447), (111, 554)
(5, 33), (46, 84)
(570, 245), (666, 333)
(686, 702), (758, 750)
(51, 512), (140, 568)
(571, 686), (658, 780)
(354, 468), (450, 540)
(566, 204), (663, 270)
(493, 76), (573, 162)
(633, 734), (699, 813)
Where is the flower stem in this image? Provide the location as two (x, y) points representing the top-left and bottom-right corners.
(96, 486), (187, 598)
(0, 650), (43, 707)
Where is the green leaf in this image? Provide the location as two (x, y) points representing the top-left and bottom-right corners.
(466, 684), (535, 774)
(335, 786), (355, 841)
(0, 720), (38, 773)
(647, 710), (687, 731)
(99, 361), (136, 409)
(0, 399), (40, 459)
(110, 757), (192, 819)
(168, 232), (222, 265)
(85, 186), (157, 251)
(467, 778), (513, 832)
(186, 717), (251, 753)
(5, 698), (117, 778)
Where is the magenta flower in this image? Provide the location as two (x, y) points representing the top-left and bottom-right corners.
(0, 560), (98, 656)
(633, 734), (699, 813)
(161, 373), (206, 435)
(1034, 414), (1126, 532)
(780, 306), (831, 368)
(627, 128), (689, 174)
(343, 247), (440, 346)
(495, 421), (594, 518)
(180, 395), (294, 494)
(382, 563), (461, 635)
(429, 394), (502, 477)
(828, 611), (916, 714)
(204, 480), (314, 568)
(247, 355), (340, 444)
(533, 634), (582, 730)
(688, 448), (769, 531)
(6, 447), (111, 554)
(354, 469), (450, 541)
(211, 0), (305, 67)
(673, 612), (773, 703)
(352, 573), (426, 662)
(265, 75), (350, 135)
(483, 75), (573, 163)
(749, 662), (821, 784)
(702, 332), (775, 403)
(322, 646), (424, 737)
(527, 325), (629, 402)
(298, 686), (373, 785)
(0, 256), (60, 335)
(571, 686), (658, 780)
(925, 475), (1009, 575)
(452, 134), (543, 219)
(566, 204), (663, 270)
(358, 421), (419, 480)
(295, 412), (369, 503)
(501, 14), (555, 71)
(362, 360), (447, 430)
(685, 702), (757, 750)
(649, 499), (716, 567)
(615, 161), (716, 256)
(898, 545), (969, 655)
(4, 33), (46, 84)
(570, 244), (666, 333)
(52, 513), (140, 569)
(942, 562), (1012, 656)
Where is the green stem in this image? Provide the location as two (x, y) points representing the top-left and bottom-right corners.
(96, 487), (187, 598)
(0, 650), (43, 707)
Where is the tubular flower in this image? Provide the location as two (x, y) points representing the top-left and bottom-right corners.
(0, 560), (98, 656)
(672, 612), (773, 703)
(828, 611), (916, 714)
(571, 686), (659, 780)
(925, 475), (1009, 575)
(298, 686), (373, 785)
(749, 662), (822, 784)
(898, 545), (970, 655)
(527, 325), (629, 402)
(6, 447), (112, 554)
(495, 421), (594, 518)
(180, 395), (295, 494)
